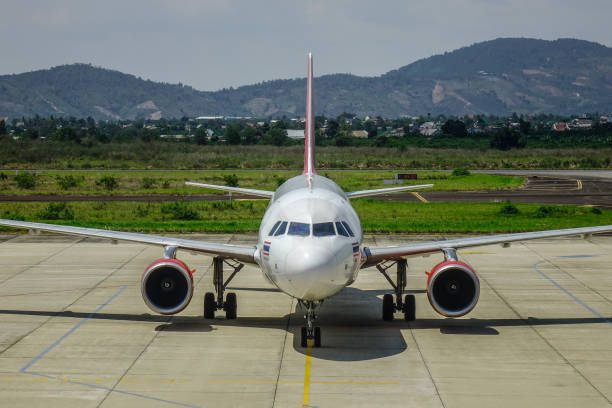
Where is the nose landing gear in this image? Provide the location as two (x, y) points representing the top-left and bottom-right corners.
(300, 301), (321, 347)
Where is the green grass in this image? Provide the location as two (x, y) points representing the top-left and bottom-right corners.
(0, 170), (524, 195)
(2, 141), (612, 170)
(0, 201), (609, 233)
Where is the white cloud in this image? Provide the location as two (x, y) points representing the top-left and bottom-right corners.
(1, 0), (610, 90)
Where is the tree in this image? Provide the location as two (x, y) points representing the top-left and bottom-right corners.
(519, 119), (531, 135)
(225, 124), (241, 145)
(326, 119), (339, 138)
(490, 127), (525, 150)
(240, 126), (258, 145)
(442, 119), (468, 138)
(194, 127), (208, 145)
(0, 120), (6, 135)
(262, 127), (287, 146)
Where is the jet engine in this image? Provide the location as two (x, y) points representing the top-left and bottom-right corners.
(141, 258), (194, 315)
(426, 260), (479, 317)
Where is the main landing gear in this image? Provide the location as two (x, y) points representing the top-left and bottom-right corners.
(204, 257), (244, 319)
(300, 301), (321, 348)
(377, 259), (415, 322)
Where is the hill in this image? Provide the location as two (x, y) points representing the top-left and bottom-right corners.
(1, 38), (611, 119)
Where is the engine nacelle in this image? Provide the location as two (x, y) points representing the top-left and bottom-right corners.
(427, 260), (479, 317)
(141, 258), (194, 315)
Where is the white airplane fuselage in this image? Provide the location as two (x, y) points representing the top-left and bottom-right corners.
(255, 174), (362, 301)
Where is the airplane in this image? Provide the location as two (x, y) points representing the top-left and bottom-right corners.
(2, 53), (612, 348)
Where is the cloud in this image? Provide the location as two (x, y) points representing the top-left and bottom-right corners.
(1, 0), (610, 90)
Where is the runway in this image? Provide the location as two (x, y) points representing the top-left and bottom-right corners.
(2, 171), (612, 209)
(382, 175), (612, 209)
(1, 233), (612, 407)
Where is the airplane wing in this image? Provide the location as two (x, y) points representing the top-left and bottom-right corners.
(185, 182), (274, 198)
(363, 225), (612, 266)
(346, 184), (433, 199)
(0, 219), (257, 263)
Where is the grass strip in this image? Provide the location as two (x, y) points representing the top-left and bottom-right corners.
(0, 201), (609, 234)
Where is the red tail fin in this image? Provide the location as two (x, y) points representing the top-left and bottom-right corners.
(303, 53), (316, 176)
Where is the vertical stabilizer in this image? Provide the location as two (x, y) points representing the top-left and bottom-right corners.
(303, 53), (316, 176)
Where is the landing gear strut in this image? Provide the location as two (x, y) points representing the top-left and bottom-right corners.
(300, 301), (321, 348)
(377, 259), (415, 321)
(204, 257), (243, 319)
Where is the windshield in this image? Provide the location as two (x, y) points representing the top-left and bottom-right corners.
(341, 221), (355, 237)
(268, 221), (281, 236)
(313, 222), (335, 237)
(335, 221), (349, 237)
(288, 222), (310, 237)
(274, 221), (288, 236)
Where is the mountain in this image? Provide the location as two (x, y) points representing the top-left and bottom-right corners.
(1, 38), (611, 119)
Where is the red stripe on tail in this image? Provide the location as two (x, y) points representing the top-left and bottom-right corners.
(303, 53), (316, 175)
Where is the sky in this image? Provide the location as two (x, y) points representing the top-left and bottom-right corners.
(2, 0), (611, 91)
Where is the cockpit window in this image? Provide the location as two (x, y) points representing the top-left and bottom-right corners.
(274, 221), (288, 236)
(288, 222), (310, 237)
(341, 221), (355, 237)
(268, 220), (281, 236)
(313, 222), (335, 237)
(335, 221), (349, 237)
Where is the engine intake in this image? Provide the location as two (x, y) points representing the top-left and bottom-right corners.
(141, 258), (194, 315)
(427, 260), (479, 317)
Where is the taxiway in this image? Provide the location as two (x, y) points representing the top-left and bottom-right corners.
(1, 233), (612, 407)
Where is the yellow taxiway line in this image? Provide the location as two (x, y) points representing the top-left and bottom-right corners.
(301, 339), (313, 406)
(411, 192), (428, 203)
(576, 179), (583, 190)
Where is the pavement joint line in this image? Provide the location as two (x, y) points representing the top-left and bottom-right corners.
(411, 191), (428, 203)
(0, 235), (84, 286)
(19, 286), (199, 408)
(20, 286), (127, 372)
(209, 379), (398, 385)
(480, 243), (612, 405)
(0, 238), (138, 360)
(407, 325), (446, 408)
(271, 297), (293, 407)
(532, 259), (612, 326)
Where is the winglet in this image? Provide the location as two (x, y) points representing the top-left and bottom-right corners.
(303, 53), (316, 177)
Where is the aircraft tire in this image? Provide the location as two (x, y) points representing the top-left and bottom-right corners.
(382, 294), (394, 321)
(204, 292), (215, 319)
(225, 292), (237, 319)
(314, 327), (321, 348)
(403, 294), (416, 321)
(301, 327), (308, 347)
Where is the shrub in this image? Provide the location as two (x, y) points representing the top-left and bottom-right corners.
(452, 168), (471, 177)
(161, 202), (199, 220)
(223, 174), (239, 187)
(37, 202), (74, 220)
(211, 201), (236, 210)
(590, 206), (603, 215)
(274, 175), (287, 187)
(141, 177), (157, 189)
(0, 172), (7, 181)
(161, 180), (171, 189)
(499, 200), (520, 215)
(533, 205), (571, 218)
(96, 175), (118, 191)
(135, 203), (151, 217)
(2, 210), (25, 221)
(56, 175), (83, 190)
(15, 172), (36, 189)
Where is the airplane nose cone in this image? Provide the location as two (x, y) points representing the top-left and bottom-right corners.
(285, 246), (343, 300)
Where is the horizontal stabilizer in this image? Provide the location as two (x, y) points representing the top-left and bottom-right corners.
(185, 182), (274, 198)
(346, 184), (433, 199)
